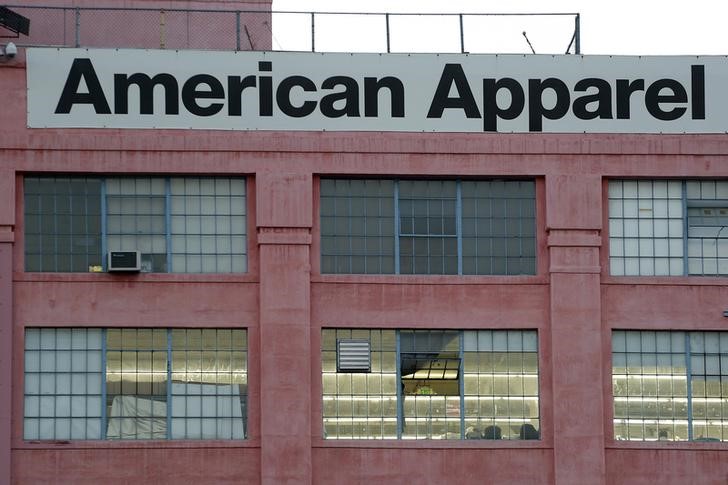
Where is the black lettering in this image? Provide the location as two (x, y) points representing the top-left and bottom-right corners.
(320, 76), (360, 118)
(692, 65), (706, 120)
(616, 79), (645, 119)
(482, 78), (525, 132)
(573, 78), (613, 120)
(427, 64), (480, 118)
(645, 79), (687, 121)
(114, 73), (179, 115)
(276, 75), (317, 118)
(227, 75), (256, 116)
(182, 74), (224, 117)
(259, 62), (273, 117)
(364, 77), (405, 117)
(55, 58), (111, 114)
(528, 78), (570, 132)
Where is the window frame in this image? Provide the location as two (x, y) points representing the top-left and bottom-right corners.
(611, 329), (728, 443)
(22, 175), (248, 274)
(319, 178), (538, 276)
(23, 327), (249, 442)
(608, 179), (728, 277)
(321, 328), (541, 441)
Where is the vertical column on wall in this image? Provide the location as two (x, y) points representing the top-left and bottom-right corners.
(257, 172), (313, 485)
(546, 174), (606, 485)
(0, 169), (15, 485)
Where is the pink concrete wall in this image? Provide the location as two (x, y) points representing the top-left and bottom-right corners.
(313, 448), (554, 484)
(3, 49), (728, 484)
(12, 448), (260, 485)
(606, 449), (728, 485)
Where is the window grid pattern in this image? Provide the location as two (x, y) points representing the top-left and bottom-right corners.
(320, 179), (395, 274)
(686, 180), (728, 276)
(398, 181), (458, 275)
(612, 330), (688, 441)
(321, 178), (536, 276)
(24, 328), (247, 441)
(462, 181), (536, 276)
(106, 178), (168, 272)
(24, 177), (103, 272)
(609, 179), (728, 276)
(24, 328), (103, 440)
(463, 330), (540, 440)
(400, 330), (461, 439)
(170, 329), (247, 440)
(322, 329), (539, 440)
(170, 178), (247, 273)
(608, 180), (684, 276)
(25, 176), (246, 273)
(106, 329), (169, 439)
(322, 329), (398, 439)
(613, 330), (728, 442)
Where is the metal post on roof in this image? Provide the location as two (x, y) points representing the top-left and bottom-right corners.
(74, 7), (80, 47)
(459, 14), (465, 53)
(236, 11), (241, 51)
(311, 12), (315, 52)
(575, 13), (581, 54)
(385, 13), (390, 53)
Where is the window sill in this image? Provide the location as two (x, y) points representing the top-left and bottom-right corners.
(601, 275), (728, 286)
(312, 438), (549, 449)
(14, 439), (260, 450)
(14, 272), (259, 284)
(607, 440), (727, 450)
(311, 274), (548, 285)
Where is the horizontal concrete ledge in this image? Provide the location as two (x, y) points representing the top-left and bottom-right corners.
(0, 228), (14, 243)
(550, 265), (602, 274)
(547, 229), (601, 247)
(311, 439), (551, 450)
(257, 227), (312, 245)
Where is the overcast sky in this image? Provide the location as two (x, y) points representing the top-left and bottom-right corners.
(271, 0), (728, 55)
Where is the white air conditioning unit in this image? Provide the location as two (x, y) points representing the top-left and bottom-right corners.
(107, 251), (141, 272)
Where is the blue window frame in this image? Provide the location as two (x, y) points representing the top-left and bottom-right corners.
(24, 176), (247, 273)
(320, 179), (536, 275)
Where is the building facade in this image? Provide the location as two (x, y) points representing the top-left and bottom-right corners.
(2, 1), (728, 484)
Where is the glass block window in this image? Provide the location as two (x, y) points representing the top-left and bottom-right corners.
(24, 177), (103, 272)
(609, 179), (728, 276)
(322, 329), (539, 440)
(24, 176), (247, 273)
(320, 179), (536, 275)
(24, 328), (103, 440)
(463, 330), (540, 441)
(24, 328), (247, 441)
(612, 330), (728, 442)
(322, 329), (398, 439)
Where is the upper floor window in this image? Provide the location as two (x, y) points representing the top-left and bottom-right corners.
(322, 329), (540, 440)
(609, 179), (728, 276)
(24, 327), (247, 440)
(320, 179), (536, 275)
(613, 330), (728, 442)
(24, 176), (247, 273)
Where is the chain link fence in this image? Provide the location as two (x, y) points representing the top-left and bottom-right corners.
(3, 6), (579, 54)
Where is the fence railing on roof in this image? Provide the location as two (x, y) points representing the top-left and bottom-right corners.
(2, 6), (580, 54)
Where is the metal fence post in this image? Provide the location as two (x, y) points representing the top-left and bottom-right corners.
(575, 13), (581, 54)
(74, 7), (80, 47)
(311, 12), (315, 52)
(386, 13), (390, 53)
(459, 14), (465, 53)
(236, 11), (241, 51)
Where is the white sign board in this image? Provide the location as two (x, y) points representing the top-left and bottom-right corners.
(26, 48), (728, 133)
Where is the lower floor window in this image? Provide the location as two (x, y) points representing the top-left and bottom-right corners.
(24, 328), (247, 440)
(322, 329), (539, 440)
(612, 330), (728, 441)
